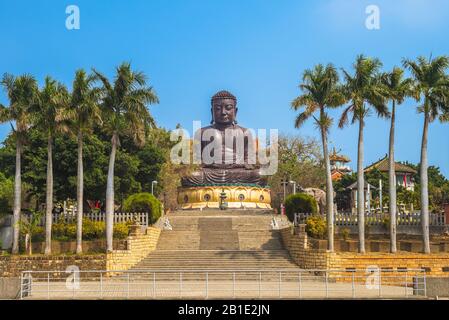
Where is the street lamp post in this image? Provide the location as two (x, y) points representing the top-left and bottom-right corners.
(151, 180), (158, 195)
(281, 179), (289, 202)
(289, 181), (296, 195)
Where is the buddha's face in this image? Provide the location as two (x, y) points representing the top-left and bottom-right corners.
(212, 98), (237, 125)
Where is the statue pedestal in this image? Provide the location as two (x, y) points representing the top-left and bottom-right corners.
(178, 185), (271, 210)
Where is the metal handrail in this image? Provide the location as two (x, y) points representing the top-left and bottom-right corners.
(20, 268), (427, 273)
(20, 268), (427, 300)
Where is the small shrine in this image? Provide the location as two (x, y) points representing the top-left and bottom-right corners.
(330, 148), (352, 181)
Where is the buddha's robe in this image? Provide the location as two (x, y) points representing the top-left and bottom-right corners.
(181, 124), (267, 186)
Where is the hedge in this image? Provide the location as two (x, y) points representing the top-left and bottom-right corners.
(284, 192), (318, 222)
(123, 192), (162, 224)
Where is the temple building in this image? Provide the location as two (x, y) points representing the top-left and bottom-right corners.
(364, 155), (417, 191)
(330, 148), (352, 181)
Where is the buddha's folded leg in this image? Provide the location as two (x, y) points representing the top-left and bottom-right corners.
(181, 171), (205, 186)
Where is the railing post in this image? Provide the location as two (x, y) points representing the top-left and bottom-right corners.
(127, 273), (130, 299)
(378, 272), (382, 297)
(405, 272), (408, 298)
(180, 272), (183, 299)
(100, 272), (103, 299)
(352, 271), (355, 298)
(325, 271), (329, 298)
(153, 272), (156, 298)
(298, 272), (302, 299)
(20, 272), (23, 300)
(233, 272), (235, 299)
(278, 272), (281, 299)
(205, 272), (209, 299)
(423, 273), (427, 297)
(72, 273), (76, 299)
(258, 272), (261, 299)
(47, 272), (50, 300)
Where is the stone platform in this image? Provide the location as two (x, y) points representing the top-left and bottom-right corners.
(177, 186), (271, 210)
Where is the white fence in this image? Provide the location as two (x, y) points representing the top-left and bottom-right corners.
(38, 212), (149, 227)
(294, 212), (446, 227)
(20, 268), (427, 300)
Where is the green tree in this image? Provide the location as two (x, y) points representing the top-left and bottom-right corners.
(93, 62), (159, 252)
(0, 125), (169, 208)
(268, 134), (325, 211)
(292, 64), (345, 252)
(0, 172), (13, 216)
(0, 73), (38, 254)
(380, 67), (413, 253)
(339, 55), (389, 253)
(403, 55), (449, 253)
(30, 76), (69, 255)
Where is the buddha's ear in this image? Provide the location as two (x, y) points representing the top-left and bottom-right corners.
(210, 107), (215, 125)
(233, 107), (238, 125)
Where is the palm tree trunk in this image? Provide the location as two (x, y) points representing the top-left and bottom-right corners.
(12, 139), (22, 254)
(389, 101), (397, 253)
(44, 135), (53, 255)
(27, 234), (32, 256)
(320, 110), (334, 252)
(420, 110), (430, 253)
(357, 117), (366, 253)
(106, 132), (118, 252)
(76, 131), (84, 254)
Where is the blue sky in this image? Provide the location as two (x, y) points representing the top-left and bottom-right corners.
(0, 0), (448, 177)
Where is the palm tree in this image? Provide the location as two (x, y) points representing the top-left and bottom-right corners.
(30, 76), (69, 255)
(292, 64), (345, 252)
(68, 70), (101, 254)
(403, 55), (449, 253)
(17, 210), (43, 255)
(93, 62), (159, 252)
(380, 67), (413, 253)
(0, 73), (38, 254)
(339, 55), (389, 253)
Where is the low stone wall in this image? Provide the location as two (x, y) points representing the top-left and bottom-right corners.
(328, 252), (449, 277)
(280, 225), (449, 279)
(0, 278), (21, 299)
(0, 226), (162, 278)
(425, 277), (449, 297)
(280, 226), (328, 269)
(106, 226), (161, 272)
(31, 239), (127, 254)
(0, 255), (107, 277)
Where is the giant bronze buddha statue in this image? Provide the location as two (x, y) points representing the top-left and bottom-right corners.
(178, 90), (271, 209)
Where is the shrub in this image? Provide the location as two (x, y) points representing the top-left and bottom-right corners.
(284, 193), (318, 222)
(83, 219), (105, 240)
(113, 223), (130, 239)
(305, 215), (327, 239)
(340, 228), (350, 241)
(32, 219), (131, 243)
(123, 192), (162, 224)
(382, 217), (390, 229)
(31, 227), (45, 242)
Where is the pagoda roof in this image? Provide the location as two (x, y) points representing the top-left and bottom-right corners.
(329, 148), (350, 163)
(364, 155), (417, 174)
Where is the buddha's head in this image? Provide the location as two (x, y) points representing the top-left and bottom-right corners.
(211, 90), (237, 125)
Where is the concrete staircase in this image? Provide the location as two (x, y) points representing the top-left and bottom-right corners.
(130, 209), (299, 274)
